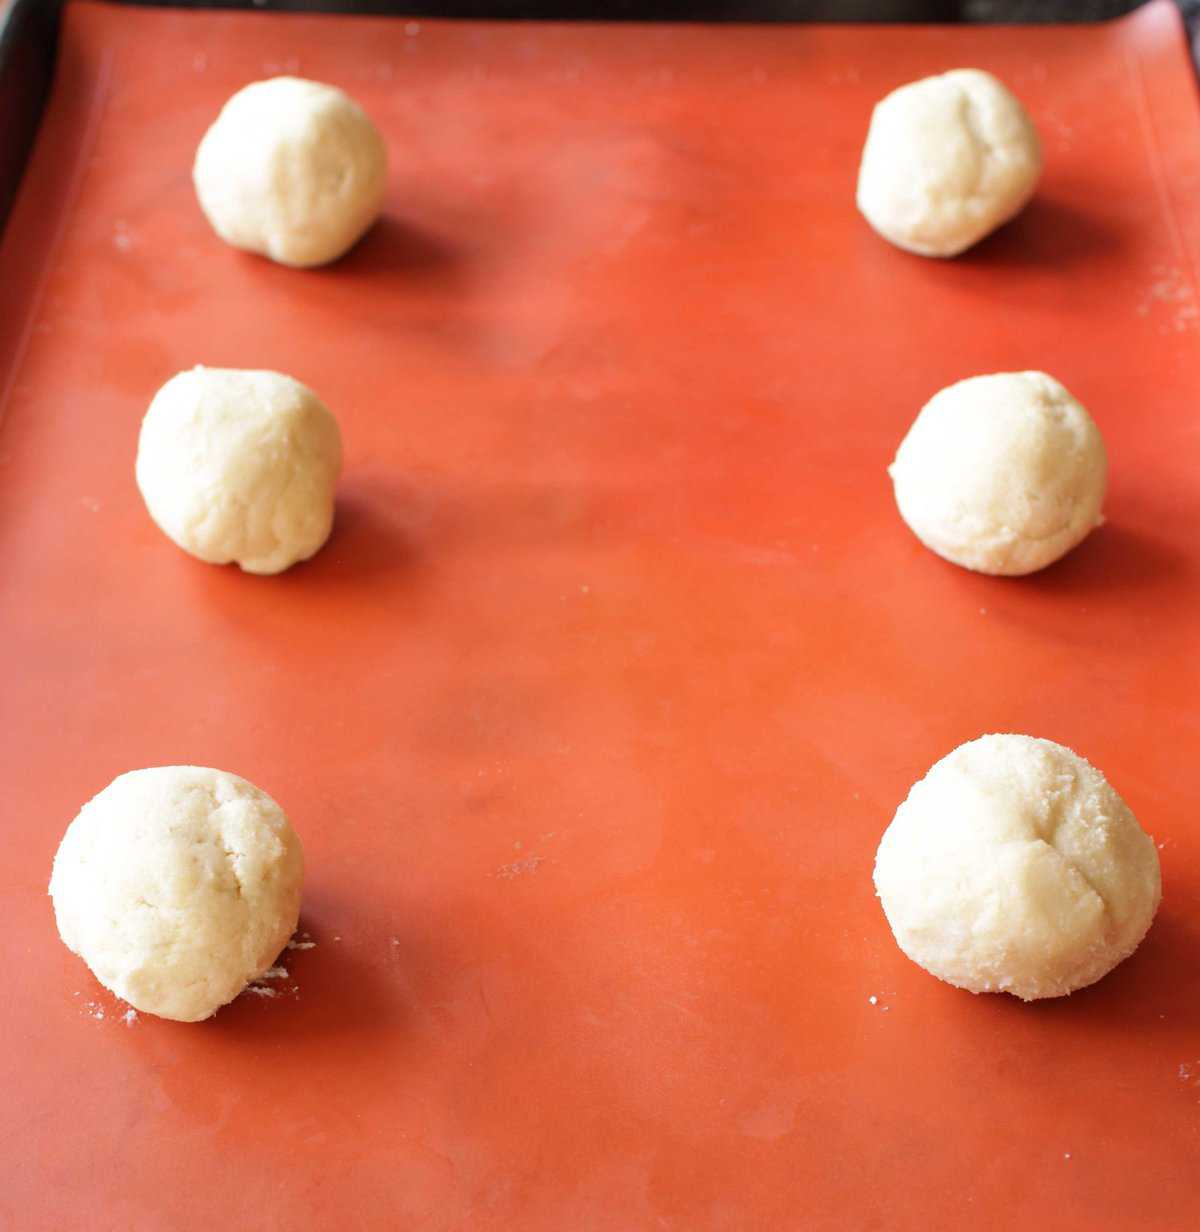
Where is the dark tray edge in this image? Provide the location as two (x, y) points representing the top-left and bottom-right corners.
(0, 0), (64, 237)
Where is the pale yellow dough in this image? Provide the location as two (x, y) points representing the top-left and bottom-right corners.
(194, 76), (387, 268)
(889, 371), (1106, 576)
(857, 68), (1041, 257)
(49, 767), (304, 1023)
(874, 735), (1160, 1001)
(136, 366), (342, 575)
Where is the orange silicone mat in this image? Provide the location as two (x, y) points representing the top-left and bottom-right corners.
(2, 2), (1199, 1227)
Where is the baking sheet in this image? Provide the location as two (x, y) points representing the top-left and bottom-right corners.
(2, 2), (1200, 1227)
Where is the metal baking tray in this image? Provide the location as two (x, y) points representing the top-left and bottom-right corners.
(2, 2), (1198, 1227)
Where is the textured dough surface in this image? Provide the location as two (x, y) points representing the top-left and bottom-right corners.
(136, 366), (342, 575)
(49, 767), (304, 1023)
(874, 735), (1160, 1001)
(193, 76), (387, 268)
(856, 68), (1041, 257)
(889, 371), (1106, 576)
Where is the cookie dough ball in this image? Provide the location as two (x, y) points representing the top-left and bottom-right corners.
(136, 366), (342, 575)
(857, 69), (1041, 257)
(889, 371), (1106, 576)
(874, 735), (1160, 1001)
(194, 76), (387, 267)
(49, 767), (304, 1023)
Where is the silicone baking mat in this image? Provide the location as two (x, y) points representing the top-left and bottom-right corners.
(2, 1), (1199, 1227)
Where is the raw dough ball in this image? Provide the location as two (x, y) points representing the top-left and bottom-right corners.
(874, 735), (1160, 1001)
(49, 767), (304, 1023)
(136, 366), (342, 575)
(193, 76), (387, 267)
(889, 371), (1106, 576)
(857, 68), (1041, 257)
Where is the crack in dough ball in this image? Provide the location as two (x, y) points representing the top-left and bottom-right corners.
(856, 69), (1041, 257)
(193, 76), (387, 268)
(136, 366), (343, 575)
(889, 371), (1106, 576)
(874, 735), (1160, 1001)
(49, 767), (304, 1023)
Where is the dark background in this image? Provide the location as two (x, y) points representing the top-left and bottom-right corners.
(74, 1), (1200, 25)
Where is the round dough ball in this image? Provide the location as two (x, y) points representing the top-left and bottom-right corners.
(857, 68), (1041, 257)
(136, 366), (342, 575)
(49, 767), (304, 1023)
(194, 76), (387, 267)
(889, 371), (1106, 576)
(874, 735), (1160, 1001)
